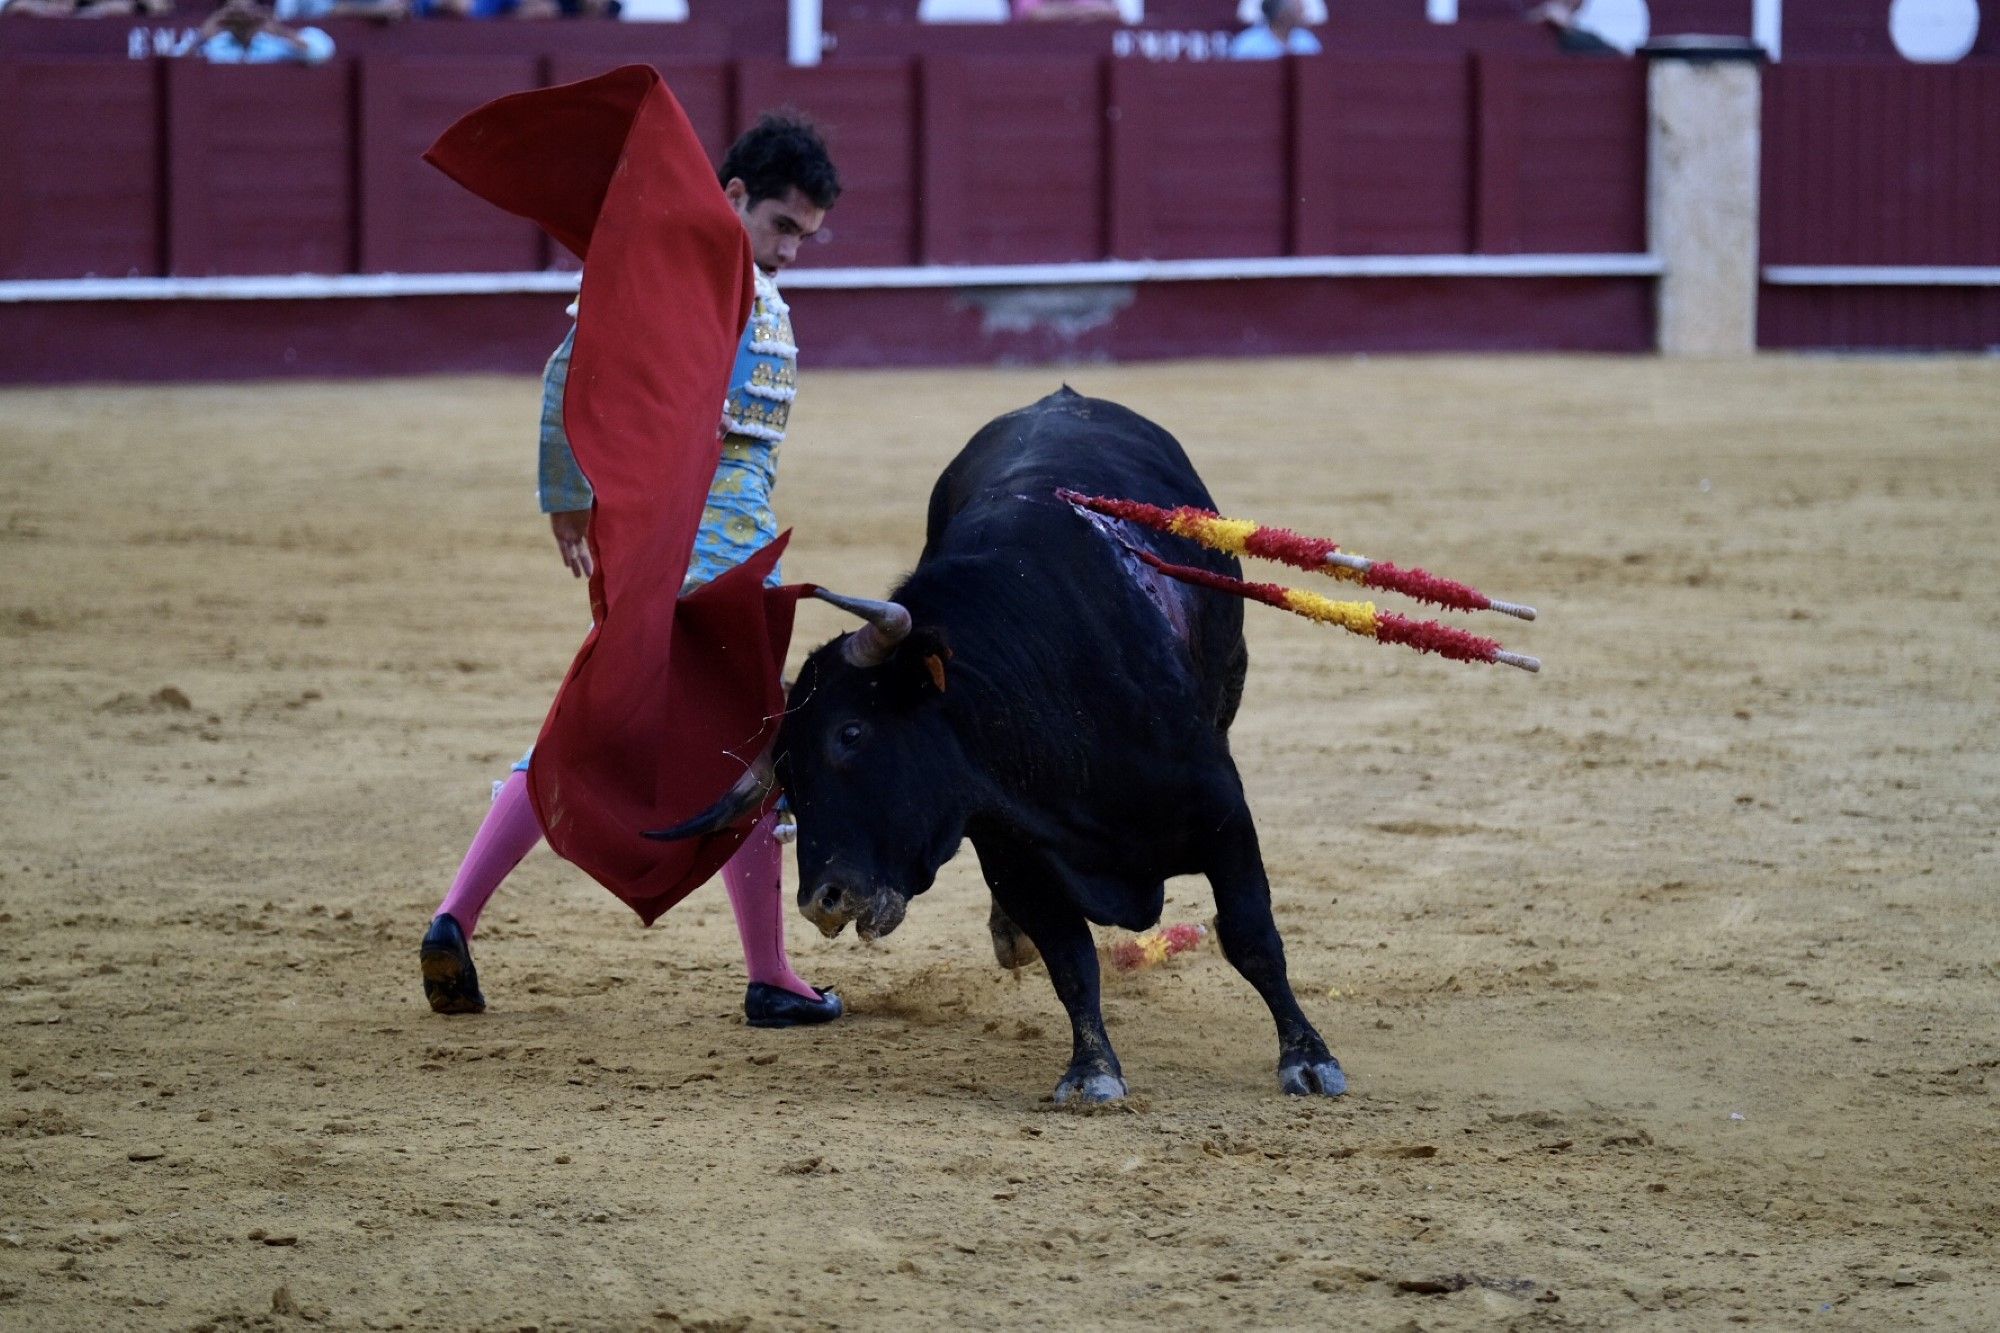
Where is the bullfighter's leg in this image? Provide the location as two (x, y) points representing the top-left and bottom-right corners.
(725, 809), (844, 1028)
(1204, 800), (1347, 1097)
(986, 897), (1041, 971)
(979, 846), (1124, 1104)
(423, 768), (544, 1014)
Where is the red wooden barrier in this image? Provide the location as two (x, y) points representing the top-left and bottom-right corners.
(827, 22), (1114, 59)
(549, 57), (735, 165)
(1760, 287), (2000, 350)
(1319, 19), (1547, 55)
(0, 58), (160, 280)
(1294, 54), (1474, 255)
(2, 50), (1663, 283)
(735, 59), (919, 268)
(1783, 4), (1899, 59)
(919, 58), (1105, 265)
(1649, 0), (1753, 36)
(166, 61), (355, 276)
(1760, 60), (2000, 350)
(1108, 59), (1291, 259)
(1763, 62), (2000, 265)
(358, 56), (545, 275)
(1474, 54), (1647, 253)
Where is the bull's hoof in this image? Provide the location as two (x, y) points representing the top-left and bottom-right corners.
(1052, 1071), (1128, 1106)
(1278, 1057), (1347, 1097)
(420, 913), (485, 1015)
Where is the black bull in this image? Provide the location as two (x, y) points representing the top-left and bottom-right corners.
(680, 388), (1346, 1104)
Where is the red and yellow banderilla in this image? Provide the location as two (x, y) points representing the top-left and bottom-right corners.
(1058, 490), (1542, 673)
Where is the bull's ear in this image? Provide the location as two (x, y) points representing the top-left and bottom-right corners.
(894, 626), (953, 698)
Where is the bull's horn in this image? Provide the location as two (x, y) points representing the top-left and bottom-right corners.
(812, 588), (912, 667)
(642, 753), (775, 841)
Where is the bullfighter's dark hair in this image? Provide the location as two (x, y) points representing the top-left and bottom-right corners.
(719, 110), (842, 211)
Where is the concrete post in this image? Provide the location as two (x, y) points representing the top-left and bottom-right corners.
(1647, 48), (1764, 356)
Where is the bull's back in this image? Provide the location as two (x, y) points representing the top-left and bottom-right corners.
(923, 388), (1217, 551)
(919, 389), (1249, 732)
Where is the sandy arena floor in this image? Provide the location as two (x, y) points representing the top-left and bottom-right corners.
(2, 356), (1996, 1331)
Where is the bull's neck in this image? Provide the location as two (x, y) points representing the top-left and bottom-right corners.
(895, 551), (1121, 811)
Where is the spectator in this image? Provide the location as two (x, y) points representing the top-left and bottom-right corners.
(274, 0), (407, 21)
(1527, 0), (1622, 54)
(413, 0), (516, 16)
(415, 0), (617, 17)
(1229, 0), (1320, 58)
(1235, 0), (1323, 23)
(1013, 0), (1125, 20)
(919, 0), (1008, 18)
(198, 0), (335, 60)
(1, 0), (171, 14)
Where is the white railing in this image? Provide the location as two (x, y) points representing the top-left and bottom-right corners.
(1762, 265), (2000, 288)
(0, 253), (1665, 304)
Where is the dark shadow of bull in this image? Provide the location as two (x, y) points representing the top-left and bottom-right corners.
(657, 388), (1346, 1105)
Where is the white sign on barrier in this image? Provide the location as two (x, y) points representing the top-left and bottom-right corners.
(127, 25), (200, 58)
(1110, 28), (1236, 61)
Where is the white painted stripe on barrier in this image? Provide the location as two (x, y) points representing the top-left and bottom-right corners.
(1763, 265), (2000, 288)
(0, 253), (1664, 304)
(781, 253), (1666, 287)
(0, 272), (585, 303)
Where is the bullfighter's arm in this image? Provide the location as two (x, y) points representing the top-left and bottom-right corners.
(537, 324), (594, 515)
(538, 323), (595, 579)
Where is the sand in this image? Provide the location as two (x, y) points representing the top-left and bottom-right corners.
(2, 355), (1996, 1330)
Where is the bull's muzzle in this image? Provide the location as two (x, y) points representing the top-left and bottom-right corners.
(800, 877), (908, 943)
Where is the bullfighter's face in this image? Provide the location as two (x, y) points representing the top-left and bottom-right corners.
(777, 629), (972, 942)
(724, 181), (825, 276)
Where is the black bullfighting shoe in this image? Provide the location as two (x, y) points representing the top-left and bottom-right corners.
(420, 913), (486, 1015)
(743, 983), (843, 1029)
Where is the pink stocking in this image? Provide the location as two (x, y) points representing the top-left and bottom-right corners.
(436, 770), (543, 937)
(722, 811), (818, 999)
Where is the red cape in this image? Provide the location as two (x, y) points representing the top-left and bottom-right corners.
(426, 66), (807, 924)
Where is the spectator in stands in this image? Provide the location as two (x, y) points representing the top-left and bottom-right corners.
(1235, 0), (1323, 24)
(274, 0), (408, 21)
(197, 0), (335, 60)
(1012, 0), (1124, 20)
(1229, 0), (1320, 58)
(1, 0), (170, 15)
(1527, 0), (1621, 54)
(920, 0), (1007, 18)
(415, 0), (617, 17)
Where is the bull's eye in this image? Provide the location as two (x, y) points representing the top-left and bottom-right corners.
(837, 721), (865, 747)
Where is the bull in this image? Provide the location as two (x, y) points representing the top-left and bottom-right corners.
(660, 388), (1346, 1104)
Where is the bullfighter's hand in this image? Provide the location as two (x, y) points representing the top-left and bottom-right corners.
(549, 509), (593, 579)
